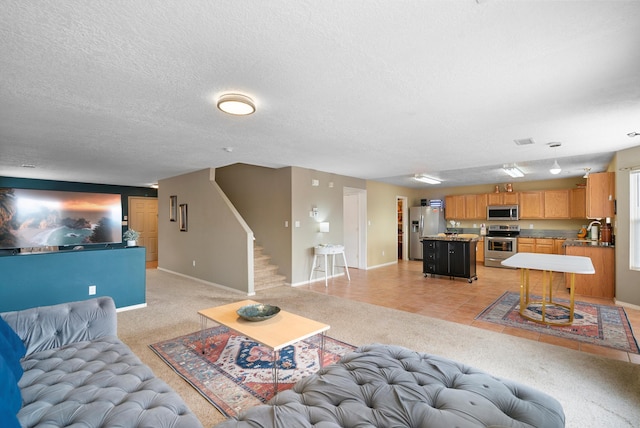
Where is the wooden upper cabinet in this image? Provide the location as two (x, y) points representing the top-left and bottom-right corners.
(464, 195), (477, 219)
(476, 194), (488, 219)
(543, 189), (570, 219)
(503, 192), (519, 205)
(520, 191), (544, 219)
(487, 192), (502, 205)
(445, 195), (465, 220)
(570, 187), (586, 219)
(486, 192), (519, 205)
(587, 172), (615, 219)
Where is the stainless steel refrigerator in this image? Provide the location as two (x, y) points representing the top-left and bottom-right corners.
(409, 206), (446, 260)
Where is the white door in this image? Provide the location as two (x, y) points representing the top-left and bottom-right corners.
(343, 188), (367, 269)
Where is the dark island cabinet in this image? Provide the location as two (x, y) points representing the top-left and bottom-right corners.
(422, 239), (478, 283)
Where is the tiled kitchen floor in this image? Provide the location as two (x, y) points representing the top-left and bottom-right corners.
(306, 260), (640, 365)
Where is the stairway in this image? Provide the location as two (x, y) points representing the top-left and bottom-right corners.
(253, 245), (286, 291)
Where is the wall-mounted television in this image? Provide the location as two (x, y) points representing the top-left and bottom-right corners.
(0, 188), (122, 250)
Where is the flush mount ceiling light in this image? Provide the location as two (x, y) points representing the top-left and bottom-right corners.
(217, 93), (255, 115)
(502, 164), (525, 178)
(413, 174), (441, 185)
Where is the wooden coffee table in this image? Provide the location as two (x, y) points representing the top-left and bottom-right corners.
(198, 300), (330, 392)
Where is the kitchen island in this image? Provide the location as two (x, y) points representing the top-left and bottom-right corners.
(421, 235), (478, 283)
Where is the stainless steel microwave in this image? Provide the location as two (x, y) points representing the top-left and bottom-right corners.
(487, 205), (519, 221)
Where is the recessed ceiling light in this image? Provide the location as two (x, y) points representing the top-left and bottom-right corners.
(21, 164), (36, 168)
(217, 93), (255, 116)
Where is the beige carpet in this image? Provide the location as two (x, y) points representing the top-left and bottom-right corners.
(117, 269), (640, 428)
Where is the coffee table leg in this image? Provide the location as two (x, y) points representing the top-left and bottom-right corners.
(320, 332), (326, 368)
(199, 315), (207, 355)
(272, 349), (279, 395)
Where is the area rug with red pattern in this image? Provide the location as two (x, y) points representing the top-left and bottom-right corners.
(476, 291), (639, 354)
(150, 325), (356, 418)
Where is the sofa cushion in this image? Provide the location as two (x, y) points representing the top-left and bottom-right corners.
(0, 352), (22, 428)
(0, 315), (26, 380)
(18, 335), (202, 428)
(215, 344), (565, 428)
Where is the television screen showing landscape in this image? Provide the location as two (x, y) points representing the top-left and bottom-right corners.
(0, 188), (122, 250)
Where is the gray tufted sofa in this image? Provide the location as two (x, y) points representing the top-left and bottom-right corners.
(214, 343), (565, 428)
(0, 297), (203, 428)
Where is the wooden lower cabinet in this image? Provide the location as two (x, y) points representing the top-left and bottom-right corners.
(518, 237), (535, 253)
(564, 245), (615, 298)
(476, 238), (484, 263)
(534, 238), (554, 254)
(519, 237), (566, 254)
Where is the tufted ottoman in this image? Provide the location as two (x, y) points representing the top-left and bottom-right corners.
(214, 343), (565, 427)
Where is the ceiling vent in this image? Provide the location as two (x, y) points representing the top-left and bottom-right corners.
(514, 138), (536, 146)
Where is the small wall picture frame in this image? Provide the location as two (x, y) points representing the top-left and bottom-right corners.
(169, 195), (177, 222)
(179, 204), (188, 231)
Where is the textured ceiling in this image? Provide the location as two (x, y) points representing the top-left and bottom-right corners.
(0, 1), (638, 188)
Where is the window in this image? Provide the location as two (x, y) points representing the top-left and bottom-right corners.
(630, 170), (640, 270)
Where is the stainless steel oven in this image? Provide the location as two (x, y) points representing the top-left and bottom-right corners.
(484, 225), (520, 268)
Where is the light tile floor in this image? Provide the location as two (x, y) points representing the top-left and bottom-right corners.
(305, 260), (640, 365)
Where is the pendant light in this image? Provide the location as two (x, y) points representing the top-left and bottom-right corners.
(548, 142), (562, 175)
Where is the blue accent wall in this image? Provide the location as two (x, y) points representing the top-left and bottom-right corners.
(0, 247), (146, 311)
(0, 177), (152, 311)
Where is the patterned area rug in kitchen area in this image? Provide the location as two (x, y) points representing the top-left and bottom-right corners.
(149, 325), (356, 418)
(476, 291), (639, 354)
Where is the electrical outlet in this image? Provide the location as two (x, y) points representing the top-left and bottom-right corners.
(192, 260), (196, 267)
(88, 285), (96, 295)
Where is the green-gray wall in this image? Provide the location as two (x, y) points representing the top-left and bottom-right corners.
(158, 169), (253, 293)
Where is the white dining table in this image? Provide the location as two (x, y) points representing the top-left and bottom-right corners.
(501, 252), (595, 325)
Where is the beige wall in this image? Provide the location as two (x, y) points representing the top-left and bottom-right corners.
(366, 180), (410, 268)
(291, 167), (366, 284)
(614, 148), (640, 307)
(216, 164), (292, 283)
(216, 164), (366, 285)
(158, 169), (253, 293)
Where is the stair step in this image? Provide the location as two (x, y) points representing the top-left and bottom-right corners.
(253, 245), (285, 291)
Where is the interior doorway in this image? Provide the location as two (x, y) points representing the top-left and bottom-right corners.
(397, 196), (408, 260)
(343, 187), (367, 269)
(128, 196), (158, 261)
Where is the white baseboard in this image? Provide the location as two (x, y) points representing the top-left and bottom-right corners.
(157, 267), (250, 295)
(116, 303), (147, 312)
(366, 260), (398, 270)
(615, 299), (640, 311)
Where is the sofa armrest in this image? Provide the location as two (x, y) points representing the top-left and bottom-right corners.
(0, 297), (117, 356)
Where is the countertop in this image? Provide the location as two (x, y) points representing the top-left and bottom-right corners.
(562, 238), (614, 248)
(422, 234), (479, 242)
